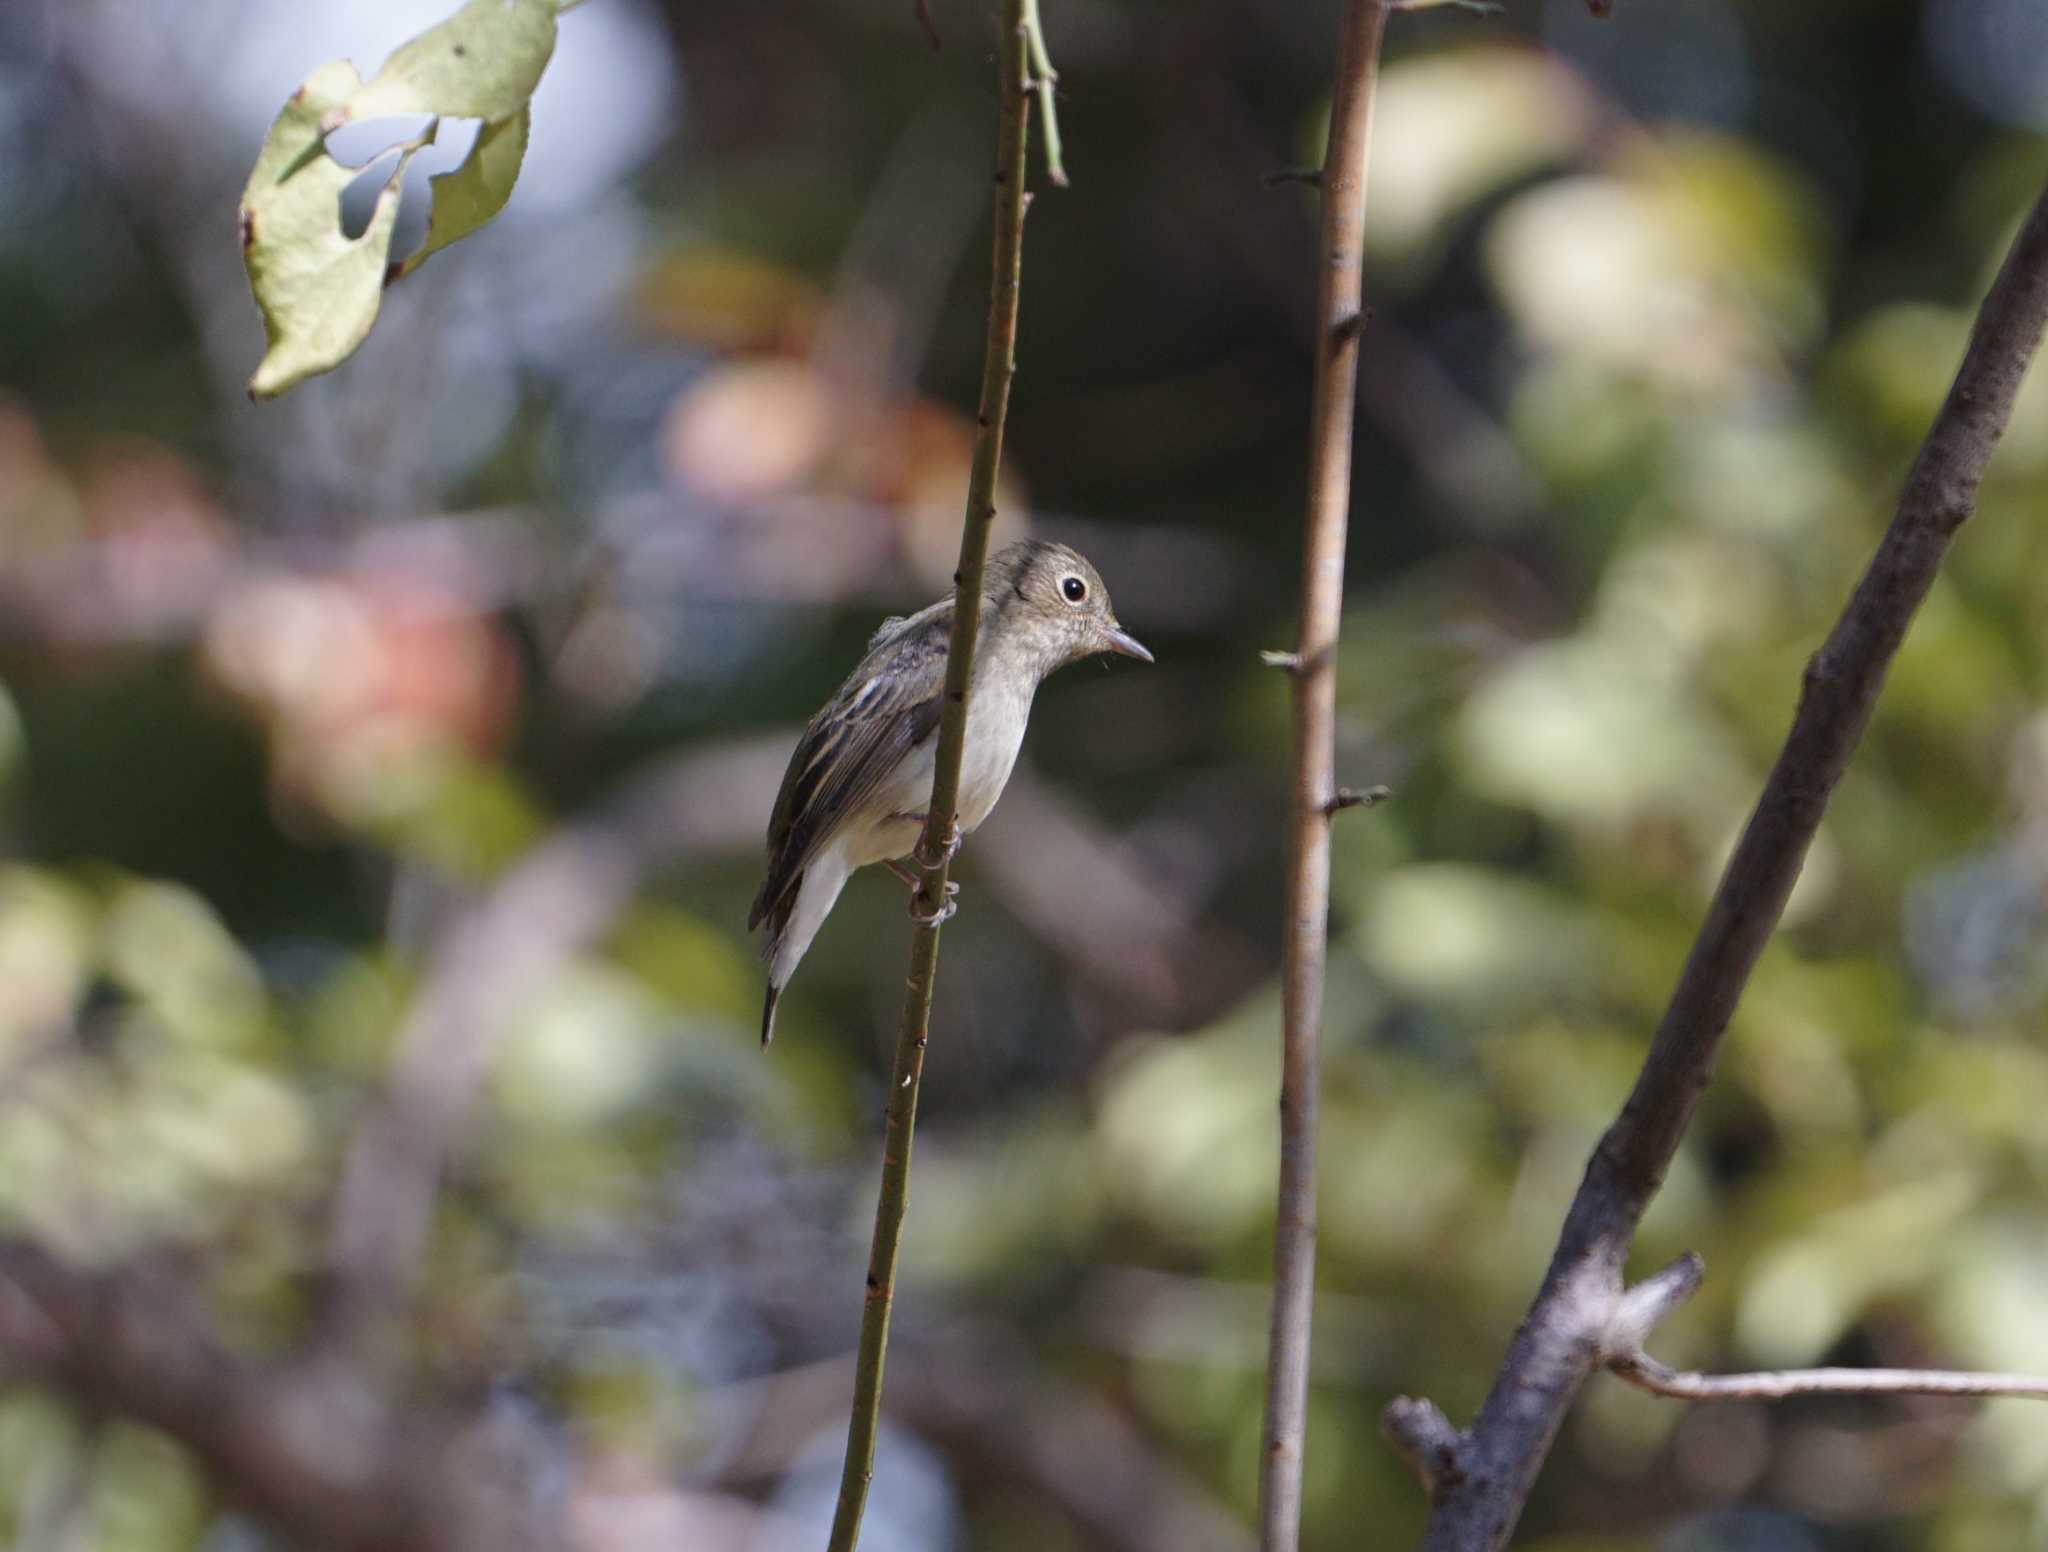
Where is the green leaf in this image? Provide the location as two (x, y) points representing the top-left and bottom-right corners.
(240, 61), (414, 399)
(342, 0), (558, 123)
(394, 105), (531, 280)
(238, 0), (560, 397)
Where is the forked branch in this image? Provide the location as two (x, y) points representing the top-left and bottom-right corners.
(1396, 176), (2048, 1551)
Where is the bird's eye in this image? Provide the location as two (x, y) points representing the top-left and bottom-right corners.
(1061, 575), (1088, 604)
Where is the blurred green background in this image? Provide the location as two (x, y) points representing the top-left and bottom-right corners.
(7, 0), (2048, 1548)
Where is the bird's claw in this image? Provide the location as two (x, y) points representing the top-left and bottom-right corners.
(909, 881), (960, 928)
(922, 821), (962, 867)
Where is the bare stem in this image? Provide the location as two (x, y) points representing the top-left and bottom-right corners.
(1021, 0), (1067, 187)
(1407, 177), (2048, 1552)
(1594, 1253), (2048, 1404)
(1258, 4), (1389, 1550)
(823, 8), (1039, 1549)
(1610, 1357), (2048, 1403)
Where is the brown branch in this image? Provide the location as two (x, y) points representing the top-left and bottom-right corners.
(1400, 178), (2048, 1551)
(825, 6), (1042, 1547)
(0, 1242), (552, 1551)
(1259, 4), (1390, 1550)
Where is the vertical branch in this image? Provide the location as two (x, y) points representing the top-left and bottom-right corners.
(824, 7), (1037, 1550)
(1259, 3), (1389, 1550)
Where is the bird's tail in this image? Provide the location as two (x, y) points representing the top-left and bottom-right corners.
(755, 871), (801, 1047)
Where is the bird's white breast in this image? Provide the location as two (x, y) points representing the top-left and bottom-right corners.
(955, 668), (1034, 831)
(839, 666), (1035, 870)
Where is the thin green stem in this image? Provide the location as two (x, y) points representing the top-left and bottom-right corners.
(1022, 0), (1068, 188)
(822, 7), (1036, 1550)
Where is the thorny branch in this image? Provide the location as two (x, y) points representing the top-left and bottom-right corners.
(1391, 176), (2048, 1552)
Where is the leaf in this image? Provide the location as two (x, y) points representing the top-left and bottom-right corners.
(341, 0), (558, 123)
(240, 61), (415, 399)
(394, 105), (531, 280)
(238, 0), (560, 397)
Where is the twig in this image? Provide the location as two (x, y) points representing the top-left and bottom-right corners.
(1381, 1397), (1465, 1499)
(1610, 1357), (2048, 1403)
(1021, 0), (1067, 188)
(1591, 1252), (2048, 1403)
(1325, 784), (1391, 814)
(1258, 4), (1390, 1550)
(1401, 177), (2048, 1552)
(913, 0), (941, 49)
(823, 6), (1039, 1548)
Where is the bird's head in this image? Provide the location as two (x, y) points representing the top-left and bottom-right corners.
(983, 538), (1153, 676)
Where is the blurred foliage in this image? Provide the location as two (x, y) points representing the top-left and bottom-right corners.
(6, 1), (2048, 1549)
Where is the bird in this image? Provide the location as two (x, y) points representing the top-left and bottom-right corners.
(749, 538), (1153, 1046)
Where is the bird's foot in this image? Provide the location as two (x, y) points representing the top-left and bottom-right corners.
(908, 881), (960, 928)
(917, 819), (962, 869)
(891, 820), (963, 925)
(889, 820), (963, 879)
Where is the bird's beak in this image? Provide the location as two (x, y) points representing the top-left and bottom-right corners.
(1104, 625), (1154, 664)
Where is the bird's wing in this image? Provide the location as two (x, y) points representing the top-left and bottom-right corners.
(749, 598), (954, 930)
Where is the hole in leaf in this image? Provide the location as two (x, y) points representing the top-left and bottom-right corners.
(338, 150), (402, 240)
(390, 120), (484, 269)
(332, 120), (481, 251)
(325, 115), (436, 170)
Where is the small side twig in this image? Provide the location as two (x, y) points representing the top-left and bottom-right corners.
(1600, 1252), (1704, 1358)
(1592, 1252), (2048, 1404)
(913, 0), (941, 49)
(1324, 784), (1391, 815)
(1610, 1357), (2048, 1404)
(1021, 0), (1067, 188)
(1381, 1397), (1466, 1499)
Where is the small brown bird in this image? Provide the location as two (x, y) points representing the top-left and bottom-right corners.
(749, 538), (1152, 1045)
